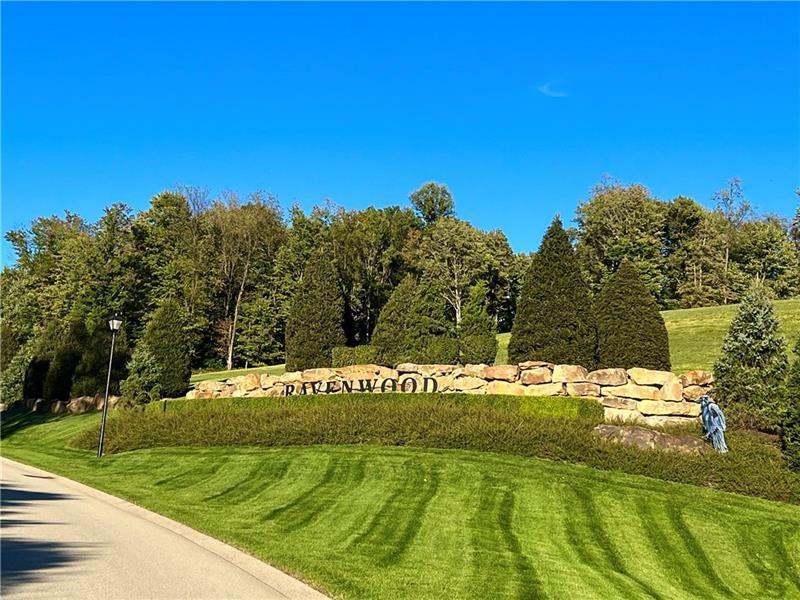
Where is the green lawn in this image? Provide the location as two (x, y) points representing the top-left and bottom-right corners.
(662, 298), (800, 374)
(495, 298), (800, 373)
(3, 412), (800, 599)
(190, 363), (286, 384)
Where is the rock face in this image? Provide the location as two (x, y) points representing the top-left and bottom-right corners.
(136, 362), (717, 427)
(593, 424), (708, 454)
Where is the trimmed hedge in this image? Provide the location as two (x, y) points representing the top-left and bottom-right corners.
(332, 345), (378, 368)
(74, 393), (800, 503)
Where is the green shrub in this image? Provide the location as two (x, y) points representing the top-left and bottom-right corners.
(285, 253), (346, 371)
(596, 259), (671, 370)
(0, 342), (33, 407)
(781, 338), (800, 470)
(72, 320), (129, 397)
(119, 345), (163, 406)
(508, 217), (596, 367)
(74, 392), (799, 503)
(459, 282), (497, 364)
(43, 318), (88, 401)
(714, 284), (789, 432)
(332, 345), (378, 367)
(142, 300), (191, 398)
(373, 274), (456, 366)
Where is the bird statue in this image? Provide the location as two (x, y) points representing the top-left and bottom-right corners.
(699, 395), (728, 453)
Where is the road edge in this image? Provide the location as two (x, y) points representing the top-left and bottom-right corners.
(1, 456), (331, 600)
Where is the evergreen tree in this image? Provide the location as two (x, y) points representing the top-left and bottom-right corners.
(372, 275), (457, 365)
(459, 282), (498, 364)
(43, 317), (88, 401)
(120, 345), (163, 406)
(781, 337), (800, 471)
(713, 284), (789, 431)
(285, 253), (346, 371)
(508, 217), (596, 367)
(72, 319), (129, 396)
(141, 299), (191, 397)
(595, 259), (671, 370)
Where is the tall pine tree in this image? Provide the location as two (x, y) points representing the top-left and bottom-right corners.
(285, 252), (346, 371)
(459, 282), (497, 364)
(781, 336), (800, 470)
(141, 299), (192, 398)
(508, 217), (596, 367)
(713, 284), (789, 431)
(595, 259), (671, 370)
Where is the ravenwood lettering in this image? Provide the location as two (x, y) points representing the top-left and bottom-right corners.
(284, 377), (439, 396)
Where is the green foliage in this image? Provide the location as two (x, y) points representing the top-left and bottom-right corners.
(713, 285), (789, 431)
(120, 345), (163, 406)
(372, 275), (456, 365)
(781, 337), (800, 470)
(331, 345), (377, 367)
(285, 253), (346, 371)
(409, 182), (455, 226)
(459, 282), (497, 364)
(596, 259), (671, 370)
(236, 296), (284, 367)
(0, 342), (33, 407)
(141, 300), (191, 398)
(43, 318), (88, 401)
(575, 179), (667, 303)
(508, 217), (597, 367)
(72, 393), (800, 503)
(71, 320), (129, 397)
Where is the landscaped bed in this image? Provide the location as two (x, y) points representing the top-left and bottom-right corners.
(2, 409), (800, 600)
(68, 393), (800, 503)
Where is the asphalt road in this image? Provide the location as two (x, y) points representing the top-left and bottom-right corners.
(1, 457), (329, 599)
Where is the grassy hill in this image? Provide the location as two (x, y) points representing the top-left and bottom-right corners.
(3, 412), (799, 600)
(497, 298), (800, 373)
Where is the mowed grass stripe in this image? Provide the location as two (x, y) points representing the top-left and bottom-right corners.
(4, 416), (800, 599)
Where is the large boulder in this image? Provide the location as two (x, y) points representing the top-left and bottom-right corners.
(417, 364), (458, 377)
(565, 382), (601, 397)
(462, 364), (489, 377)
(682, 385), (707, 401)
(603, 407), (645, 425)
(197, 380), (226, 393)
(601, 396), (638, 410)
(481, 365), (519, 382)
(524, 382), (564, 396)
(67, 397), (96, 414)
(239, 373), (261, 392)
(679, 370), (714, 386)
(260, 374), (279, 389)
(279, 371), (303, 383)
(602, 383), (661, 401)
(520, 367), (552, 385)
(637, 400), (701, 417)
(451, 376), (487, 391)
(395, 363), (420, 374)
(486, 381), (527, 396)
(552, 365), (588, 383)
(301, 368), (338, 381)
(659, 379), (684, 402)
(518, 360), (553, 370)
(587, 368), (627, 386)
(32, 399), (49, 413)
(593, 424), (707, 454)
(627, 368), (678, 387)
(50, 400), (67, 414)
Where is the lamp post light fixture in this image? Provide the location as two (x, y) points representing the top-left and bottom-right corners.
(97, 314), (122, 459)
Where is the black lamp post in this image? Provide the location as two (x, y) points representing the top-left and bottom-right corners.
(97, 314), (122, 459)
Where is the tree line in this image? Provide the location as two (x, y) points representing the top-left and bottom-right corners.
(2, 179), (798, 405)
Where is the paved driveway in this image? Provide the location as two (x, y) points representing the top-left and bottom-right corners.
(1, 458), (329, 599)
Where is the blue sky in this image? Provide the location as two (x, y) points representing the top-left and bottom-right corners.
(2, 2), (798, 263)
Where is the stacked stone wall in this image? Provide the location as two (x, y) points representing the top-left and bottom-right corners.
(187, 362), (715, 427)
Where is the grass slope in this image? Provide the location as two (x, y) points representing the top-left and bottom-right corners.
(498, 298), (800, 373)
(3, 413), (800, 600)
(662, 298), (800, 373)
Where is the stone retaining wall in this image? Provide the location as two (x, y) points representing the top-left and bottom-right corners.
(187, 362), (715, 427)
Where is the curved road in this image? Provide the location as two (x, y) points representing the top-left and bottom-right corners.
(1, 458), (329, 599)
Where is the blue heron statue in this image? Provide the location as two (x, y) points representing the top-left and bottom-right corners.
(699, 395), (728, 453)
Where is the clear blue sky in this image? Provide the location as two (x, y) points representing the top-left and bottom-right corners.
(3, 2), (799, 263)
